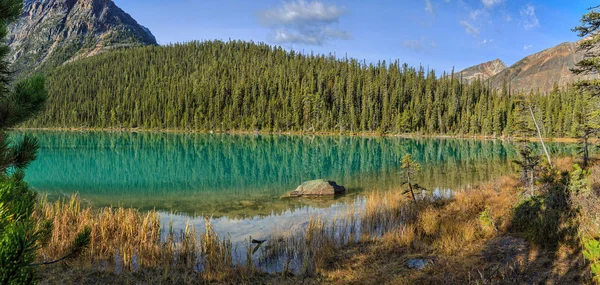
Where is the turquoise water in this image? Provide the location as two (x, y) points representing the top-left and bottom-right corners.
(18, 131), (577, 218)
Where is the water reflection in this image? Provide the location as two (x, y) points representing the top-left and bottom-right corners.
(17, 131), (578, 217)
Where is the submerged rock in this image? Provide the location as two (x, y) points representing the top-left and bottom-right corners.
(407, 259), (430, 270)
(238, 200), (256, 207)
(286, 179), (346, 197)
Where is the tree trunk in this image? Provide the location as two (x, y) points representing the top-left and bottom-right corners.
(408, 176), (417, 206)
(529, 105), (552, 167)
(529, 170), (535, 196)
(583, 134), (590, 168)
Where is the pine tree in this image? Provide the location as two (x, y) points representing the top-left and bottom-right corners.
(400, 154), (424, 206)
(513, 145), (541, 196)
(572, 5), (600, 168)
(0, 1), (90, 283)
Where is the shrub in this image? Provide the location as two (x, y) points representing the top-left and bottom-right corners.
(583, 239), (600, 283)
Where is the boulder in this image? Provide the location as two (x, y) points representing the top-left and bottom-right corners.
(288, 179), (346, 197)
(407, 259), (430, 270)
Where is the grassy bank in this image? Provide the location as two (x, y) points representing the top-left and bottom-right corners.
(31, 157), (600, 284)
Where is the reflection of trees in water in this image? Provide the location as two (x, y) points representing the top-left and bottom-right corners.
(18, 132), (579, 213)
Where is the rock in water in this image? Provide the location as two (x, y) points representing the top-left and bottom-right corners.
(288, 180), (345, 197)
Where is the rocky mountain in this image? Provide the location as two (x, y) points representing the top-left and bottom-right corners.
(459, 41), (599, 94)
(489, 42), (597, 93)
(7, 0), (157, 77)
(457, 59), (507, 83)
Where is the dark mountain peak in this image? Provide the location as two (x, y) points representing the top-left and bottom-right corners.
(8, 0), (157, 76)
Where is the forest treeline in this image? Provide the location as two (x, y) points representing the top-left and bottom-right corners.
(25, 40), (589, 137)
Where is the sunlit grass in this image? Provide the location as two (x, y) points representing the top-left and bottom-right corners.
(34, 175), (523, 283)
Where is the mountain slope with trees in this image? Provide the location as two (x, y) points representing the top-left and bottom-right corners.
(23, 40), (589, 137)
(7, 0), (157, 77)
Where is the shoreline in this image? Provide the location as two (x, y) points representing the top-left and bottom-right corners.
(37, 169), (594, 284)
(12, 127), (584, 143)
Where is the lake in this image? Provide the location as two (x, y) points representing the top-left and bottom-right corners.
(16, 131), (578, 244)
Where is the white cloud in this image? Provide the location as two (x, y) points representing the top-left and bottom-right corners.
(482, 0), (505, 9)
(524, 44), (533, 50)
(520, 4), (539, 30)
(259, 0), (351, 45)
(425, 0), (434, 15)
(260, 0), (345, 25)
(460, 21), (480, 36)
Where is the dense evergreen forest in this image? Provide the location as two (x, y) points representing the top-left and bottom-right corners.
(25, 40), (589, 137)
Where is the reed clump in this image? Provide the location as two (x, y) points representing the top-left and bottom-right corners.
(34, 195), (248, 283)
(36, 195), (163, 270)
(377, 176), (519, 255)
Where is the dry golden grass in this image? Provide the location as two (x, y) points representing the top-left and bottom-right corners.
(254, 175), (524, 284)
(317, 173), (590, 285)
(33, 173), (591, 284)
(419, 208), (439, 236)
(36, 194), (162, 270)
(34, 195), (252, 284)
(555, 156), (577, 172)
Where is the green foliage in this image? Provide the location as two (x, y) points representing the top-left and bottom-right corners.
(401, 154), (422, 205)
(568, 164), (591, 194)
(512, 144), (541, 195)
(512, 166), (580, 249)
(511, 96), (537, 140)
(0, 75), (48, 173)
(572, 6), (600, 168)
(0, 0), (91, 283)
(479, 207), (495, 230)
(0, 1), (49, 282)
(401, 154), (421, 177)
(0, 176), (41, 284)
(512, 193), (578, 249)
(71, 227), (91, 255)
(583, 238), (600, 283)
(15, 40), (586, 136)
(572, 5), (600, 82)
(571, 8), (600, 279)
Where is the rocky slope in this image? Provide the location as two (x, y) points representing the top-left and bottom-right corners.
(489, 42), (596, 93)
(8, 0), (157, 77)
(458, 59), (507, 83)
(459, 41), (599, 94)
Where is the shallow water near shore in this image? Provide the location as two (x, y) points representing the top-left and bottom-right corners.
(17, 131), (578, 239)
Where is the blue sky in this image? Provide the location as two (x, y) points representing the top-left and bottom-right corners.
(113, 0), (596, 73)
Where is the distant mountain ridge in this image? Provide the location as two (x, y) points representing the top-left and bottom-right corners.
(457, 59), (507, 83)
(7, 0), (157, 77)
(458, 41), (599, 93)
